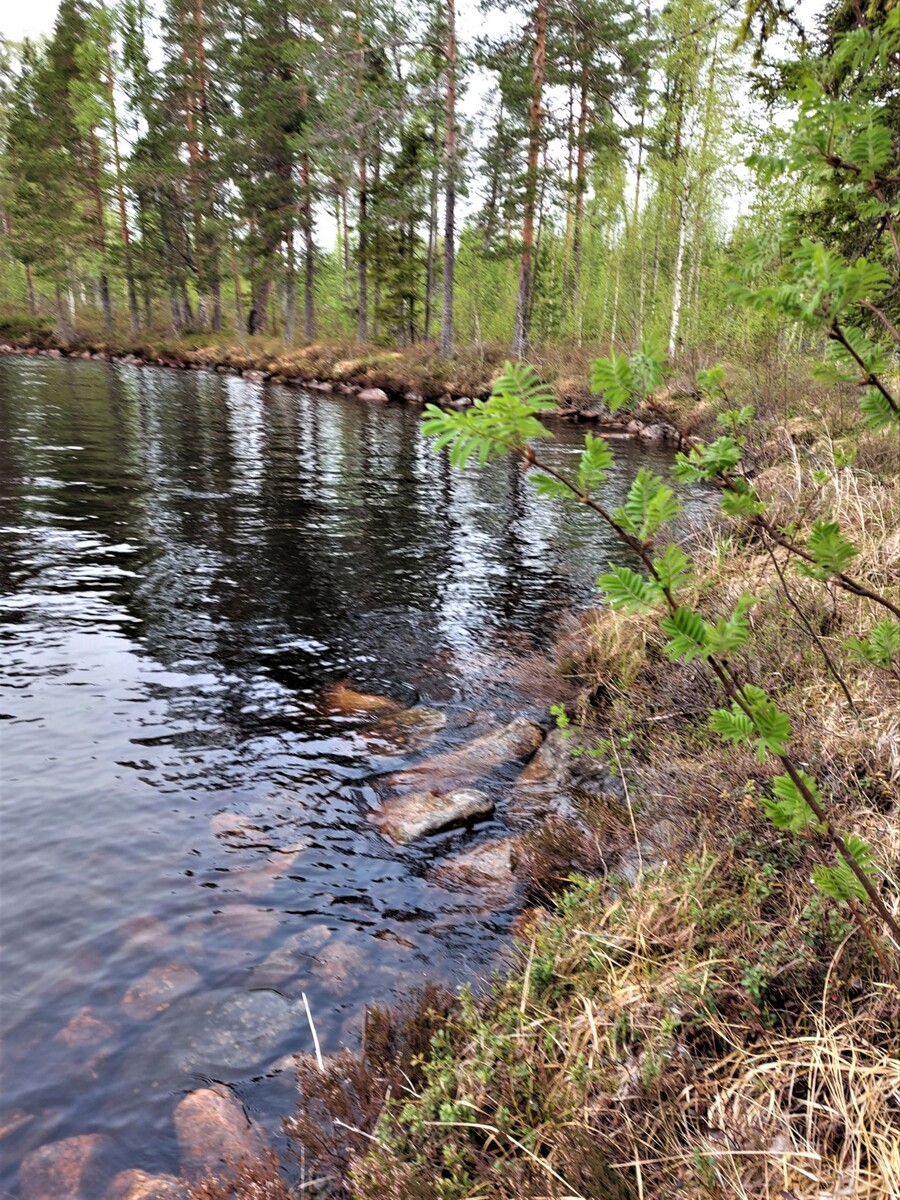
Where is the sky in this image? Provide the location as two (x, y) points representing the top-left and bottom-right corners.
(1, 0), (60, 43)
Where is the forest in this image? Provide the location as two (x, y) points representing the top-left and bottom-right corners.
(0, 0), (857, 358)
(0, 0), (899, 1198)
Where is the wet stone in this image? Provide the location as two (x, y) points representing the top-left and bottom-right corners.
(508, 728), (623, 827)
(247, 924), (334, 989)
(129, 988), (301, 1078)
(383, 717), (544, 793)
(117, 915), (176, 958)
(431, 837), (519, 891)
(358, 387), (389, 402)
(53, 1008), (118, 1049)
(104, 1170), (187, 1200)
(19, 1133), (117, 1200)
(174, 1086), (266, 1180)
(363, 706), (448, 752)
(315, 939), (368, 996)
(121, 963), (203, 1021)
(322, 680), (403, 716)
(374, 788), (494, 844)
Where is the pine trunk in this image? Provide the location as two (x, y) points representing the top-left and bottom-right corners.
(440, 0), (457, 360)
(512, 0), (548, 358)
(571, 67), (589, 327)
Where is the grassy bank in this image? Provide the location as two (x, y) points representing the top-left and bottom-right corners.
(179, 354), (899, 1199)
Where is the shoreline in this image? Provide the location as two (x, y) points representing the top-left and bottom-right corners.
(0, 338), (685, 447)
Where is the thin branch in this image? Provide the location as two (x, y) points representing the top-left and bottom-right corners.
(762, 538), (858, 713)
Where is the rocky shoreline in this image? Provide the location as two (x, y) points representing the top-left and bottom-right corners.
(0, 341), (684, 447)
(9, 662), (679, 1200)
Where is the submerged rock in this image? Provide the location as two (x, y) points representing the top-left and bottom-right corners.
(121, 962), (203, 1021)
(53, 1008), (118, 1049)
(383, 717), (544, 792)
(374, 787), (494, 844)
(431, 837), (519, 903)
(127, 988), (300, 1078)
(20, 1133), (117, 1200)
(104, 1170), (187, 1200)
(247, 923), (334, 989)
(364, 706), (447, 751)
(174, 1086), (266, 1179)
(322, 680), (403, 717)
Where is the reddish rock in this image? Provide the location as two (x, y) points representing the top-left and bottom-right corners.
(173, 1086), (265, 1179)
(209, 904), (279, 942)
(315, 940), (368, 996)
(322, 679), (402, 716)
(358, 387), (389, 402)
(122, 963), (202, 1021)
(19, 1133), (117, 1200)
(53, 1008), (118, 1049)
(117, 915), (175, 956)
(104, 1170), (187, 1200)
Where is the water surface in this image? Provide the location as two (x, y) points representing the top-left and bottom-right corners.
(0, 356), (709, 1188)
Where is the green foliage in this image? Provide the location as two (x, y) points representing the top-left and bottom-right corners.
(651, 544), (691, 594)
(590, 341), (666, 413)
(422, 361), (554, 467)
(704, 593), (758, 656)
(697, 365), (726, 397)
(710, 684), (791, 763)
(715, 404), (754, 432)
(761, 771), (823, 834)
(800, 520), (859, 580)
(845, 619), (900, 668)
(614, 467), (680, 541)
(596, 565), (655, 613)
(812, 836), (877, 904)
(574, 434), (615, 497)
(660, 606), (708, 663)
(590, 349), (634, 412)
(672, 436), (743, 482)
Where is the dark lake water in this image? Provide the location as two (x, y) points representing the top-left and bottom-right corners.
(0, 355), (710, 1191)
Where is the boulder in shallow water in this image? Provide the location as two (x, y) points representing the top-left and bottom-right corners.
(322, 680), (403, 716)
(364, 706), (447, 751)
(383, 717), (544, 792)
(126, 987), (300, 1080)
(358, 387), (389, 402)
(375, 787), (494, 844)
(104, 1170), (187, 1200)
(121, 962), (203, 1021)
(431, 837), (519, 904)
(20, 1133), (117, 1200)
(247, 923), (333, 989)
(53, 1007), (118, 1049)
(174, 1086), (266, 1179)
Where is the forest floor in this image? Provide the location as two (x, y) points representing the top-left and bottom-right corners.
(3, 310), (899, 1199)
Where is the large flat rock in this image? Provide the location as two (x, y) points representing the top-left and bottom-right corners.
(374, 788), (494, 844)
(125, 988), (301, 1080)
(20, 1134), (117, 1200)
(382, 717), (544, 793)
